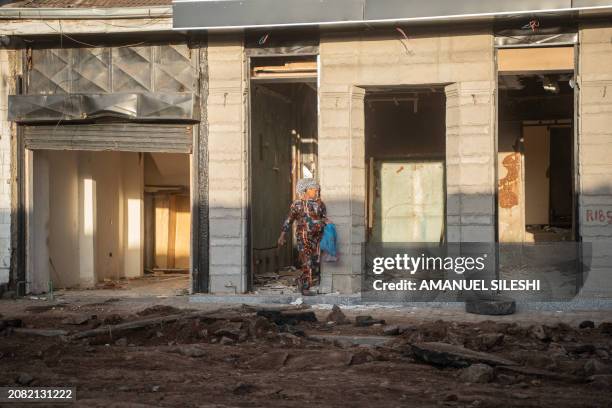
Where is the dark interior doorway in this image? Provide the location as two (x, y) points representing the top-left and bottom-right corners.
(364, 87), (446, 244)
(498, 73), (575, 242)
(249, 60), (318, 293)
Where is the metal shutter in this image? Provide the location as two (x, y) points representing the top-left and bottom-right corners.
(23, 123), (193, 153)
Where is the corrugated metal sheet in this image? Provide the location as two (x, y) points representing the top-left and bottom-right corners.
(23, 123), (192, 153)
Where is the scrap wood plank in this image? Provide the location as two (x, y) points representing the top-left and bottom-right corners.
(69, 307), (241, 341)
(13, 328), (69, 337)
(252, 61), (316, 73)
(411, 342), (517, 368)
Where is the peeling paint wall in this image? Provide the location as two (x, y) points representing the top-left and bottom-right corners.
(497, 100), (523, 244)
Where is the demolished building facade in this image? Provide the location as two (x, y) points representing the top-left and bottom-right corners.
(1, 0), (612, 300)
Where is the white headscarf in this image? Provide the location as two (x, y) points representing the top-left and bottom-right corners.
(296, 178), (320, 197)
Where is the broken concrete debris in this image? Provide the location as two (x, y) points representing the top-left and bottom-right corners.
(382, 325), (401, 336)
(61, 315), (91, 325)
(350, 349), (382, 365)
(459, 363), (495, 383)
(103, 314), (124, 325)
(137, 305), (182, 317)
(326, 304), (350, 325)
(529, 324), (550, 341)
(599, 322), (612, 335)
(233, 383), (257, 396)
(474, 333), (504, 351)
(3, 301), (612, 406)
(309, 334), (391, 348)
(256, 309), (317, 325)
(355, 316), (386, 327)
(16, 373), (34, 386)
(247, 351), (290, 370)
(115, 337), (128, 347)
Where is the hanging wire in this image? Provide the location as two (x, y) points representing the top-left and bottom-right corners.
(257, 33), (270, 46)
(43, 20), (146, 48)
(395, 27), (412, 56)
(99, 11), (172, 29)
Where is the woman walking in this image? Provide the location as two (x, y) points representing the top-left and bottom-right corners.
(277, 179), (327, 295)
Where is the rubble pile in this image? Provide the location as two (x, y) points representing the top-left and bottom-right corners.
(1, 302), (612, 406)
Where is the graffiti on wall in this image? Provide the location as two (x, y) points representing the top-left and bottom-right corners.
(584, 209), (612, 225)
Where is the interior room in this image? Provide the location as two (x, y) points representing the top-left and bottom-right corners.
(498, 72), (575, 243)
(29, 150), (191, 295)
(249, 55), (318, 293)
(364, 87), (446, 244)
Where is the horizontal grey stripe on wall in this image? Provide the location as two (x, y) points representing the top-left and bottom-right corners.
(363, 0), (572, 20)
(173, 0), (612, 29)
(23, 123), (193, 153)
(173, 0), (364, 29)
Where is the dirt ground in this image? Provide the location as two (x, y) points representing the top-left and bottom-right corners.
(1, 294), (612, 408)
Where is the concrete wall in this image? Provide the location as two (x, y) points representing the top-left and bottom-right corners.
(93, 151), (123, 282)
(47, 151), (80, 288)
(0, 48), (14, 285)
(578, 23), (612, 298)
(523, 126), (550, 225)
(318, 29), (496, 293)
(206, 35), (248, 293)
(120, 152), (144, 279)
(145, 153), (190, 187)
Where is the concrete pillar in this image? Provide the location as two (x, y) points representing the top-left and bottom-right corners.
(207, 35), (247, 293)
(121, 152), (144, 279)
(30, 150), (50, 294)
(318, 86), (365, 294)
(444, 82), (496, 243)
(578, 24), (612, 298)
(78, 153), (96, 287)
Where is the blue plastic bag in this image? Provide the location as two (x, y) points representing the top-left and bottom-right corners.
(320, 223), (338, 262)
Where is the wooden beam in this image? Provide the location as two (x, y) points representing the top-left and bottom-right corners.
(498, 47), (574, 73)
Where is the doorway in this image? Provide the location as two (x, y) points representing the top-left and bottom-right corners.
(249, 56), (318, 293)
(498, 73), (575, 242)
(364, 88), (446, 244)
